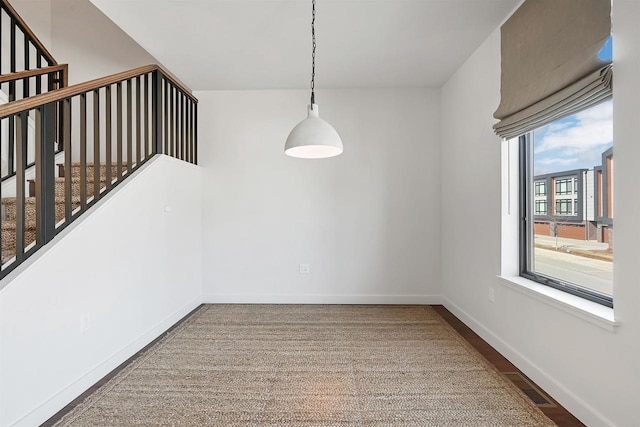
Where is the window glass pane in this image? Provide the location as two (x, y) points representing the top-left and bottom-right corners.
(528, 99), (613, 299)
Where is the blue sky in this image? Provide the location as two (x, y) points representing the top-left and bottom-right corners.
(599, 36), (612, 61)
(533, 37), (613, 176)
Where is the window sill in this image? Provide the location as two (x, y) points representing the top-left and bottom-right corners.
(497, 275), (619, 332)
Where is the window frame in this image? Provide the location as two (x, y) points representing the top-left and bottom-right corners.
(555, 199), (573, 215)
(518, 134), (613, 308)
(555, 178), (573, 195)
(534, 199), (547, 215)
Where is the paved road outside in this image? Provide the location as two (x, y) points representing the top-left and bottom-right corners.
(534, 247), (613, 296)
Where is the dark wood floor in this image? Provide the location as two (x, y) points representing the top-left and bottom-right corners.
(43, 304), (585, 426)
(433, 305), (585, 427)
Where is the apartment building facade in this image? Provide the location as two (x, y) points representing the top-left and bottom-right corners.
(533, 147), (613, 245)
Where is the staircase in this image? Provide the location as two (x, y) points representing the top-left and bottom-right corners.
(0, 0), (198, 279)
(1, 162), (126, 262)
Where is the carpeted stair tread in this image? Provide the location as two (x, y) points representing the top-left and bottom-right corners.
(28, 177), (109, 198)
(2, 196), (83, 205)
(29, 176), (109, 184)
(66, 162), (128, 167)
(3, 162), (128, 262)
(58, 162), (129, 179)
(2, 220), (37, 230)
(2, 220), (37, 260)
(2, 220), (37, 253)
(3, 196), (81, 222)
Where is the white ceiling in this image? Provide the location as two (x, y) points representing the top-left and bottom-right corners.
(90, 0), (518, 91)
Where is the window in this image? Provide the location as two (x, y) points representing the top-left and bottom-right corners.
(555, 199), (573, 215)
(555, 178), (572, 195)
(534, 181), (546, 196)
(520, 100), (613, 307)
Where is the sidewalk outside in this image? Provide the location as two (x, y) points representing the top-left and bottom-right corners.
(534, 235), (613, 262)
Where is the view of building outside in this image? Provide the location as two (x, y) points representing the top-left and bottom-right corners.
(531, 99), (613, 297)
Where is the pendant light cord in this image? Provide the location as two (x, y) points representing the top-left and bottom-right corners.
(310, 0), (316, 107)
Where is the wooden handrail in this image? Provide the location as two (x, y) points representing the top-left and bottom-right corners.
(0, 0), (57, 66)
(0, 64), (68, 84)
(0, 64), (197, 118)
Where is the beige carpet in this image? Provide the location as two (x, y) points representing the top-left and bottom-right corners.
(54, 305), (555, 426)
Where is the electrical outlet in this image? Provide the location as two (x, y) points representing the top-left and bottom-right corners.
(488, 287), (495, 303)
(80, 314), (91, 331)
(299, 263), (310, 274)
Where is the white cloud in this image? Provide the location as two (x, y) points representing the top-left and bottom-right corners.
(534, 100), (613, 155)
(535, 156), (580, 175)
(537, 157), (579, 166)
(545, 121), (573, 134)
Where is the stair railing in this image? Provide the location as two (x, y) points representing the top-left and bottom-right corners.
(0, 64), (68, 180)
(0, 0), (68, 182)
(0, 64), (198, 279)
(0, 0), (64, 102)
(0, 0), (58, 73)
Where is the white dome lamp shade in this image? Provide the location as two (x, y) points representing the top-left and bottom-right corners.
(285, 0), (343, 159)
(285, 104), (343, 159)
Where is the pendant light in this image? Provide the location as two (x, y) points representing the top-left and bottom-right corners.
(285, 0), (343, 159)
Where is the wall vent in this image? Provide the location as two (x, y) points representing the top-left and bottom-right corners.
(503, 372), (557, 407)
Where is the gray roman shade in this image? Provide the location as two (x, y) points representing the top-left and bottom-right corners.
(493, 0), (612, 139)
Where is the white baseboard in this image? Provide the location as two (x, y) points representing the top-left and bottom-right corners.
(202, 293), (441, 305)
(14, 296), (202, 427)
(442, 296), (616, 427)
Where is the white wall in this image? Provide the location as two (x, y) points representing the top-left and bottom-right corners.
(198, 89), (441, 304)
(2, 0), (52, 75)
(440, 2), (639, 426)
(0, 155), (203, 427)
(51, 0), (159, 85)
(9, 0), (52, 50)
(12, 0), (159, 85)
